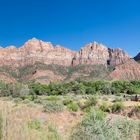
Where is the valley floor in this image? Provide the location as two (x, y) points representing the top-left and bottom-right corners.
(0, 95), (140, 140)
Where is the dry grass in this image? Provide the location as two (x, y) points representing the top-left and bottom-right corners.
(0, 100), (48, 140)
(0, 98), (82, 140)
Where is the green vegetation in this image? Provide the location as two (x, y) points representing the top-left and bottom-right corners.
(0, 79), (140, 139)
(111, 102), (124, 113)
(71, 109), (140, 140)
(43, 101), (64, 113)
(47, 123), (62, 140)
(67, 102), (79, 112)
(0, 80), (140, 98)
(28, 119), (42, 130)
(99, 101), (111, 112)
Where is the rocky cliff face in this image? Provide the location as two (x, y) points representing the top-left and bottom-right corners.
(72, 42), (130, 66)
(0, 39), (130, 68)
(0, 38), (139, 83)
(0, 38), (76, 67)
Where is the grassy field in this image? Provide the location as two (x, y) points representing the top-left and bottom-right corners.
(0, 93), (139, 140)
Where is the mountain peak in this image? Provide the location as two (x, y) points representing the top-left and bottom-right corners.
(22, 38), (53, 51)
(6, 45), (16, 49)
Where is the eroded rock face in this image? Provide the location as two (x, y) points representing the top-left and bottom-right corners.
(109, 59), (140, 80)
(0, 38), (137, 83)
(108, 48), (131, 66)
(0, 39), (130, 68)
(0, 38), (76, 67)
(72, 42), (130, 66)
(72, 42), (109, 65)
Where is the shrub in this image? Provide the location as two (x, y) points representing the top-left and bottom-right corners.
(13, 97), (23, 103)
(34, 98), (43, 104)
(28, 119), (42, 130)
(78, 96), (97, 110)
(22, 99), (31, 104)
(85, 87), (96, 95)
(99, 102), (111, 112)
(87, 96), (97, 106)
(71, 109), (139, 140)
(43, 102), (64, 113)
(46, 96), (60, 101)
(113, 119), (140, 140)
(111, 102), (124, 113)
(47, 123), (62, 140)
(63, 98), (72, 105)
(71, 109), (107, 140)
(78, 99), (87, 109)
(67, 102), (79, 112)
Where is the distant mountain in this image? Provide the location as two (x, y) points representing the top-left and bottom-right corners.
(134, 52), (140, 63)
(0, 38), (140, 83)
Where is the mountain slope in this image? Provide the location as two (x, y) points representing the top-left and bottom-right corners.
(109, 59), (140, 80)
(0, 38), (139, 83)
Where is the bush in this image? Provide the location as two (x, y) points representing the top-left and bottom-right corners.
(86, 96), (97, 106)
(22, 99), (31, 104)
(47, 123), (62, 140)
(111, 102), (124, 113)
(13, 97), (23, 104)
(78, 99), (87, 109)
(71, 109), (107, 140)
(43, 102), (64, 113)
(71, 109), (139, 140)
(78, 96), (97, 110)
(28, 119), (42, 130)
(46, 96), (60, 101)
(67, 102), (79, 112)
(63, 98), (72, 105)
(99, 102), (111, 112)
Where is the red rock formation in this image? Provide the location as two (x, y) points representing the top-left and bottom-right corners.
(0, 38), (76, 67)
(72, 42), (130, 66)
(0, 38), (139, 82)
(109, 59), (140, 80)
(0, 39), (130, 67)
(72, 42), (109, 65)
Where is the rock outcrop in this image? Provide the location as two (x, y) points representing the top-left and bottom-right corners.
(72, 42), (130, 66)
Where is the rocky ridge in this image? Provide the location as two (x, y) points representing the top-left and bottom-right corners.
(0, 38), (139, 83)
(0, 39), (130, 68)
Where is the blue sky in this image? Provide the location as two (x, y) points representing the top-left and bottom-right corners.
(0, 0), (140, 56)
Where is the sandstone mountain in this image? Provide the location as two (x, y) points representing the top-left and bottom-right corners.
(72, 42), (130, 66)
(0, 38), (139, 83)
(0, 38), (75, 67)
